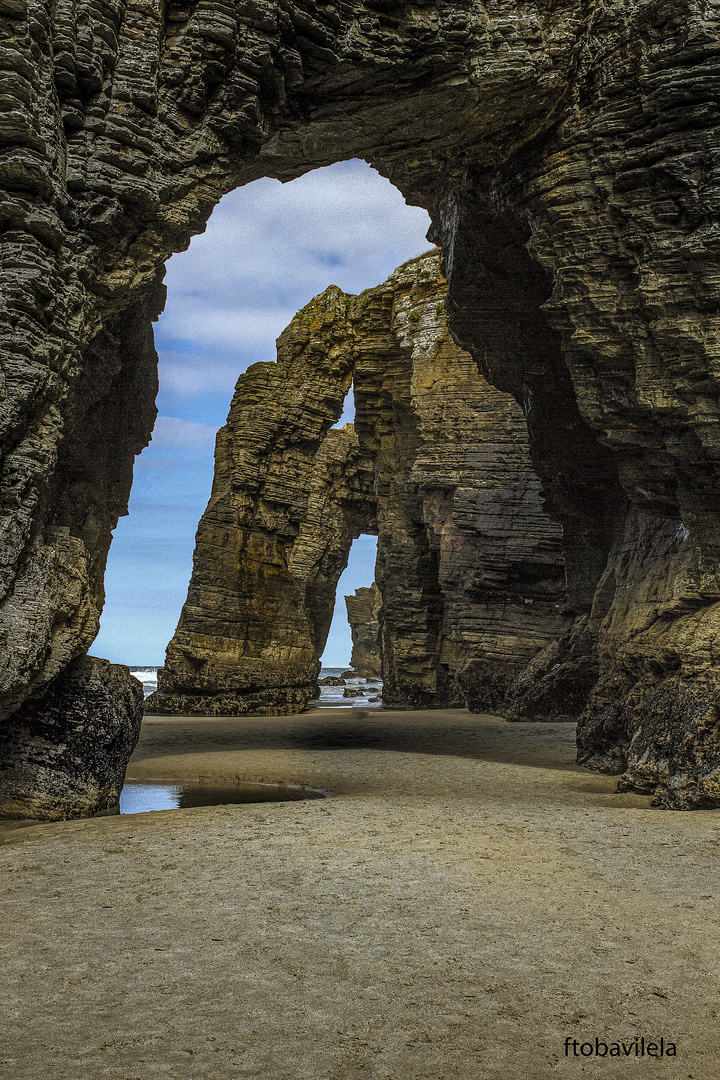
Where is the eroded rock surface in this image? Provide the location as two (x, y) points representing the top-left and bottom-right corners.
(345, 584), (382, 679)
(146, 289), (375, 715)
(353, 252), (566, 708)
(3, 0), (720, 805)
(0, 656), (143, 820)
(154, 251), (565, 714)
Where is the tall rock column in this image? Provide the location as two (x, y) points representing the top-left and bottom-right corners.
(146, 289), (376, 716)
(345, 584), (382, 679)
(429, 13), (720, 805)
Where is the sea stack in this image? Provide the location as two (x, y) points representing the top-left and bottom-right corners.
(345, 585), (382, 679)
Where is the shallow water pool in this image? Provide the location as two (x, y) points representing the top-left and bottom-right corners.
(120, 779), (331, 814)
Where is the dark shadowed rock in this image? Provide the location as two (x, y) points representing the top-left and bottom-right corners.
(0, 657), (143, 820)
(353, 254), (566, 708)
(502, 617), (599, 723)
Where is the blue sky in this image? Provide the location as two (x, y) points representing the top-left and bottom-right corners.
(91, 160), (432, 667)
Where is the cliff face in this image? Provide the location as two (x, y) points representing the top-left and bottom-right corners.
(345, 584), (382, 679)
(146, 289), (375, 715)
(353, 252), (566, 708)
(154, 251), (565, 715)
(3, 0), (720, 807)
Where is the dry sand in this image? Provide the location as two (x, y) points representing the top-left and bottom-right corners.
(1, 707), (718, 1079)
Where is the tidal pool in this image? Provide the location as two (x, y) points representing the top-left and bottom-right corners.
(120, 779), (331, 814)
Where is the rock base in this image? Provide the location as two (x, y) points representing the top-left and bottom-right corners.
(0, 656), (143, 820)
(144, 685), (314, 717)
(502, 616), (599, 722)
(578, 673), (720, 810)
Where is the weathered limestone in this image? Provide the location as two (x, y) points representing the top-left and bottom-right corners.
(146, 288), (375, 715)
(353, 252), (567, 708)
(0, 282), (161, 724)
(156, 251), (565, 714)
(0, 656), (143, 820)
(575, 509), (720, 809)
(3, 0), (720, 805)
(345, 584), (382, 679)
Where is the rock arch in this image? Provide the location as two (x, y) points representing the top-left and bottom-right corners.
(2, 0), (720, 809)
(146, 251), (565, 715)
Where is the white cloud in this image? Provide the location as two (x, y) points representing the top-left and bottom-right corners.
(156, 161), (433, 396)
(158, 352), (241, 398)
(164, 162), (432, 304)
(150, 416), (220, 451)
(161, 306), (296, 354)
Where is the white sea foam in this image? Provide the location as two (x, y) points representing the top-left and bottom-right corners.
(129, 667), (159, 697)
(316, 668), (383, 708)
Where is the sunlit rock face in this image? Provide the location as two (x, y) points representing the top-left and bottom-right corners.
(146, 289), (376, 715)
(345, 585), (382, 679)
(153, 251), (565, 714)
(3, 0), (720, 806)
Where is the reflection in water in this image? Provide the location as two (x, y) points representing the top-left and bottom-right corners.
(120, 779), (330, 814)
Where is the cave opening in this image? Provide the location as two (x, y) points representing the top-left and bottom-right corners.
(3, 0), (720, 818)
(90, 161), (431, 670)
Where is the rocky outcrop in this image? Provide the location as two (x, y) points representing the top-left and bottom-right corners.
(145, 289), (375, 715)
(353, 252), (567, 708)
(345, 584), (382, 679)
(0, 656), (143, 820)
(4, 0), (720, 805)
(0, 283), (161, 725)
(154, 251), (565, 713)
(574, 509), (720, 809)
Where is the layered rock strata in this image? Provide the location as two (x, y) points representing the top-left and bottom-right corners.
(353, 252), (567, 708)
(345, 584), (382, 679)
(3, 0), (720, 805)
(155, 250), (566, 714)
(146, 288), (375, 715)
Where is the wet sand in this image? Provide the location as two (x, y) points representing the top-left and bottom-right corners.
(1, 707), (719, 1079)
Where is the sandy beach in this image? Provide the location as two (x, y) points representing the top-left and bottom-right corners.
(1, 707), (718, 1079)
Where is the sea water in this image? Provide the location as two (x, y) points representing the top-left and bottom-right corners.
(129, 667), (160, 697)
(129, 666), (383, 707)
(313, 667), (383, 708)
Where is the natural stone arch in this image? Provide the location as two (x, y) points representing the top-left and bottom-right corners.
(2, 0), (720, 809)
(146, 251), (565, 716)
(1, 0), (575, 725)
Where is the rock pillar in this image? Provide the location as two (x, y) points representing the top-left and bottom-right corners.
(345, 585), (382, 679)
